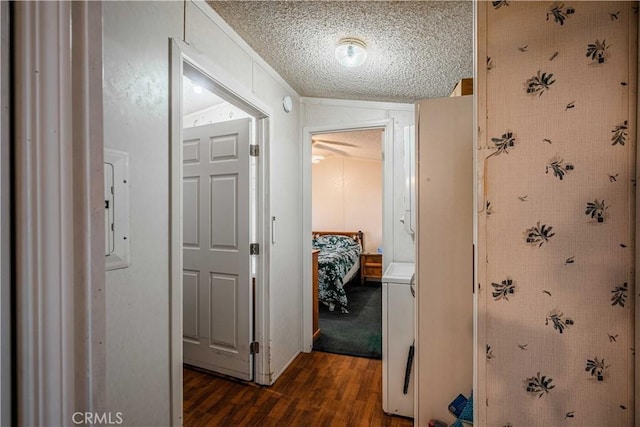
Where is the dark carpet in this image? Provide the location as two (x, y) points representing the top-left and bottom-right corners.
(313, 280), (382, 359)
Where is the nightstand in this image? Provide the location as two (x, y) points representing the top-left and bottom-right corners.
(360, 253), (383, 284)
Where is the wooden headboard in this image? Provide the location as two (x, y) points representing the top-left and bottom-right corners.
(312, 230), (364, 249)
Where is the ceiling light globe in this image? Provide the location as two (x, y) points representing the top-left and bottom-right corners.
(335, 38), (367, 68)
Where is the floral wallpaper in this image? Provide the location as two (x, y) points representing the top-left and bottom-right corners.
(478, 2), (637, 425)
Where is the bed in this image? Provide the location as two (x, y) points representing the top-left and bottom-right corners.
(312, 231), (363, 320)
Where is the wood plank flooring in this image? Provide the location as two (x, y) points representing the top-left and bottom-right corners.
(183, 351), (414, 427)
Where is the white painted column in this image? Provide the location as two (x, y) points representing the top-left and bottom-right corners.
(14, 2), (105, 425)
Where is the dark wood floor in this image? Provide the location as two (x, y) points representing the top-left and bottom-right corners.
(183, 351), (414, 427)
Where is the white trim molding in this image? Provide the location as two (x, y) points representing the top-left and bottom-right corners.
(169, 39), (183, 426)
(473, 3), (488, 425)
(300, 97), (414, 112)
(169, 38), (273, 424)
(14, 2), (105, 425)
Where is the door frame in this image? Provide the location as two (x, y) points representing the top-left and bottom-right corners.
(0, 2), (10, 425)
(169, 38), (272, 424)
(301, 119), (394, 351)
(14, 2), (105, 424)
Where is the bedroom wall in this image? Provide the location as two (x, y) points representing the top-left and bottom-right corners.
(103, 1), (302, 424)
(301, 98), (415, 263)
(312, 156), (383, 253)
(476, 2), (637, 425)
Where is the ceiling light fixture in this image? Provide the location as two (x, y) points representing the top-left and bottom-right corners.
(335, 38), (367, 68)
(193, 85), (203, 94)
(312, 155), (325, 164)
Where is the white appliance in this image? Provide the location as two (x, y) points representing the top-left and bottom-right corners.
(382, 262), (415, 418)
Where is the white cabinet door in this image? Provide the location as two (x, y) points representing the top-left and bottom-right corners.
(182, 118), (253, 380)
(415, 96), (473, 424)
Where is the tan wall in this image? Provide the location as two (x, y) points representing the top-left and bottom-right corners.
(312, 156), (382, 253)
(477, 2), (637, 425)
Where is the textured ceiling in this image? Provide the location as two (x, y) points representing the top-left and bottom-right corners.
(207, 1), (473, 103)
(312, 129), (383, 161)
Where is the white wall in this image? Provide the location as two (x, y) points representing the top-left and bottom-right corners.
(103, 1), (302, 424)
(302, 98), (415, 263)
(312, 157), (383, 253)
(103, 3), (181, 423)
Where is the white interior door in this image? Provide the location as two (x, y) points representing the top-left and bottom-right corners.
(182, 118), (253, 380)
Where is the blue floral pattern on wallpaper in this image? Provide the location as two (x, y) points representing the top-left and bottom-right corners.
(482, 2), (636, 425)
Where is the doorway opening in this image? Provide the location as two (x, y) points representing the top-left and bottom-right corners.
(302, 119), (394, 353)
(310, 129), (384, 359)
(169, 39), (272, 424)
(180, 70), (256, 381)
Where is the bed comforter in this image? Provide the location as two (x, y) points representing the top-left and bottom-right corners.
(312, 234), (361, 313)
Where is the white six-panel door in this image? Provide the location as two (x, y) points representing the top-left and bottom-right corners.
(182, 118), (253, 380)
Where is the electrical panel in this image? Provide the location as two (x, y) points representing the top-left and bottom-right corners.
(105, 162), (115, 256)
(104, 149), (130, 270)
